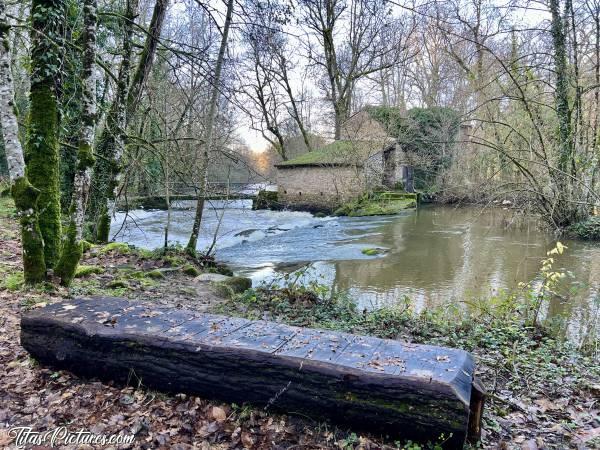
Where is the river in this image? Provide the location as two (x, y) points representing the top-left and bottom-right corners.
(111, 200), (600, 344)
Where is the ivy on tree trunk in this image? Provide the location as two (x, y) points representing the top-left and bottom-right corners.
(87, 0), (168, 243)
(26, 0), (64, 268)
(55, 0), (98, 286)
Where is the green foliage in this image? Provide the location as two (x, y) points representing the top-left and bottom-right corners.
(518, 242), (569, 327)
(367, 106), (461, 190)
(2, 272), (24, 291)
(567, 216), (600, 240)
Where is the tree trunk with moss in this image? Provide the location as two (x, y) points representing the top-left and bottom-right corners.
(186, 0), (234, 253)
(86, 0), (137, 243)
(87, 0), (168, 243)
(0, 2), (46, 283)
(55, 0), (97, 286)
(549, 0), (573, 180)
(26, 0), (64, 268)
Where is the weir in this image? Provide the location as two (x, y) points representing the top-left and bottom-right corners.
(20, 297), (484, 449)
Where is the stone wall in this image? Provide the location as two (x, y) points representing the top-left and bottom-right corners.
(276, 166), (366, 211)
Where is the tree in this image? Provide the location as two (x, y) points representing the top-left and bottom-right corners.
(0, 0), (46, 283)
(55, 0), (98, 286)
(88, 0), (168, 243)
(300, 0), (406, 138)
(26, 0), (65, 268)
(186, 0), (235, 253)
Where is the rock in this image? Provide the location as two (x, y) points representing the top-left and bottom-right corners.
(220, 276), (252, 293)
(209, 276), (253, 298)
(361, 248), (386, 256)
(234, 229), (259, 238)
(194, 273), (232, 283)
(106, 280), (129, 289)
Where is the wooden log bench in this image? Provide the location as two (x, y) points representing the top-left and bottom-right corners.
(20, 297), (484, 448)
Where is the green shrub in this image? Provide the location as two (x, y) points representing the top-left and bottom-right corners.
(568, 216), (600, 240)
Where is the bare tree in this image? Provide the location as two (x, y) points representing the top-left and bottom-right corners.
(186, 0), (235, 253)
(300, 0), (408, 138)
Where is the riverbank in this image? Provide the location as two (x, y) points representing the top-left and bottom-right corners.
(1, 196), (599, 449)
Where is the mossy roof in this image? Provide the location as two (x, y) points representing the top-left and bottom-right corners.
(275, 139), (388, 168)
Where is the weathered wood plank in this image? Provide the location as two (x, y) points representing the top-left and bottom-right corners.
(20, 297), (483, 448)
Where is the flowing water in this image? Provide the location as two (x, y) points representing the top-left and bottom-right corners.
(111, 200), (600, 344)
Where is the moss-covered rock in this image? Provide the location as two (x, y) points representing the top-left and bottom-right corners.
(361, 248), (386, 256)
(210, 276), (252, 298)
(182, 264), (201, 277)
(145, 269), (166, 279)
(99, 242), (131, 255)
(74, 265), (104, 278)
(164, 255), (186, 267)
(211, 282), (235, 299)
(253, 190), (278, 210)
(107, 279), (129, 289)
(335, 192), (417, 217)
(220, 276), (252, 294)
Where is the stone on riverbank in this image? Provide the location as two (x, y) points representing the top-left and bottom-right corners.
(335, 191), (417, 217)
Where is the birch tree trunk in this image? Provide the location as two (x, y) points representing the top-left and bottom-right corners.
(0, 1), (46, 283)
(186, 0), (234, 254)
(55, 0), (97, 286)
(26, 0), (65, 268)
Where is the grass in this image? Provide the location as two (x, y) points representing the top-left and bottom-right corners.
(2, 272), (24, 291)
(277, 140), (382, 167)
